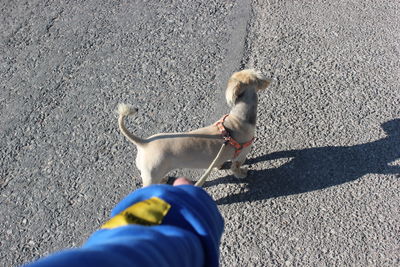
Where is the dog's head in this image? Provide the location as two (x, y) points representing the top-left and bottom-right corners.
(225, 69), (271, 107)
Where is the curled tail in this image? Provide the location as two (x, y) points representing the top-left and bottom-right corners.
(117, 103), (145, 146)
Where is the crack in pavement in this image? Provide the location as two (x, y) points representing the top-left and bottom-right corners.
(208, 0), (251, 124)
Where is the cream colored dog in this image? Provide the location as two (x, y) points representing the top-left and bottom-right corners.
(118, 69), (271, 186)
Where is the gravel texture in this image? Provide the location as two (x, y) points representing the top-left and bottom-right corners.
(1, 0), (399, 266)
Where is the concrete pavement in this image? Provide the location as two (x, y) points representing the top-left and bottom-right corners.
(1, 0), (399, 266)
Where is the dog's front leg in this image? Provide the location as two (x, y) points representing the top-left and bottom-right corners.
(230, 151), (249, 178)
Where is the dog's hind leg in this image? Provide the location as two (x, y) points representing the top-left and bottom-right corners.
(140, 168), (167, 187)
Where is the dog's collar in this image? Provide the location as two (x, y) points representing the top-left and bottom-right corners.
(215, 114), (254, 158)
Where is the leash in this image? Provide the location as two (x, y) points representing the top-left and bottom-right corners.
(195, 142), (228, 187)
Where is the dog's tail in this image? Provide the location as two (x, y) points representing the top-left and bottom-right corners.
(117, 103), (145, 147)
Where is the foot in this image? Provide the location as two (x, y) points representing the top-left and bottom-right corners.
(232, 167), (248, 178)
(160, 176), (169, 184)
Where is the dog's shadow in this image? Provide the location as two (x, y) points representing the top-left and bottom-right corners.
(206, 119), (400, 205)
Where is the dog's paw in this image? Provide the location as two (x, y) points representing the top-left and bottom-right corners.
(233, 167), (248, 178)
(160, 176), (169, 184)
(219, 161), (232, 170)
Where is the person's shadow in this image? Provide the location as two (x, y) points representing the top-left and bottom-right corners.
(206, 119), (400, 205)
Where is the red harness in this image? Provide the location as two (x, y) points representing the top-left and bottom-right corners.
(215, 114), (255, 158)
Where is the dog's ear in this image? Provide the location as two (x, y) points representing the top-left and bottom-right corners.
(225, 78), (244, 107)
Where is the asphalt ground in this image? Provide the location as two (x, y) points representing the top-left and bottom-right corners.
(1, 0), (399, 266)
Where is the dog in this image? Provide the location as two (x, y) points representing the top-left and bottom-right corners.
(118, 69), (271, 186)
